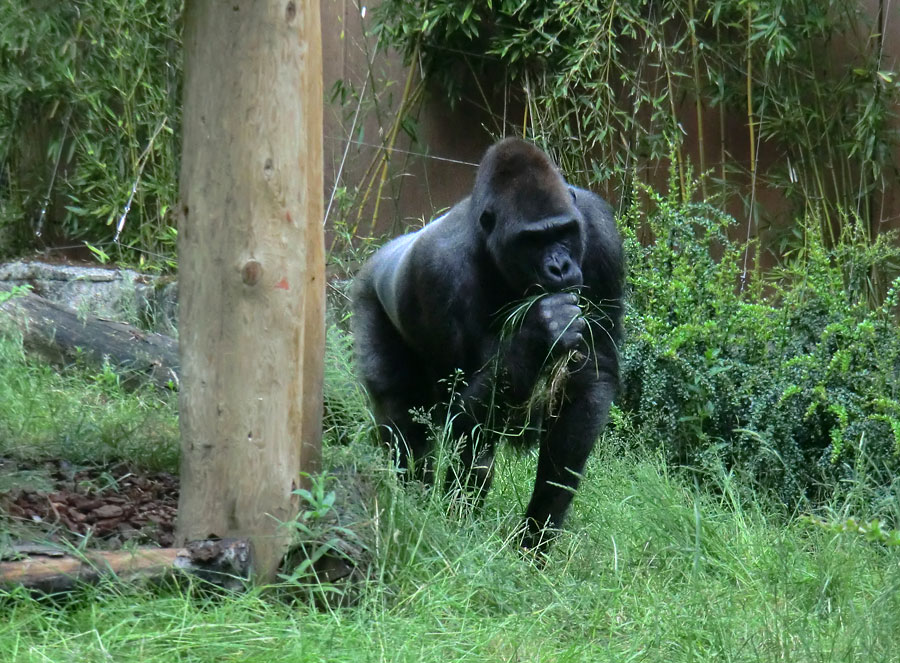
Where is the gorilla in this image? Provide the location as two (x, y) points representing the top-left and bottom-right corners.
(352, 138), (624, 551)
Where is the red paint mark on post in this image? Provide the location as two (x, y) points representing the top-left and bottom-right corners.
(285, 210), (293, 224)
(274, 277), (289, 290)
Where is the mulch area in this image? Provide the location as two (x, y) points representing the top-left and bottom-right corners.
(0, 459), (178, 549)
(0, 459), (373, 597)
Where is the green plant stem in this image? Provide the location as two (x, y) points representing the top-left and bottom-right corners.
(353, 44), (422, 236)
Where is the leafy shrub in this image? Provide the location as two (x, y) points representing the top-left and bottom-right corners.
(617, 178), (900, 504)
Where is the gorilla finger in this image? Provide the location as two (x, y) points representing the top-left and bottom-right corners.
(558, 306), (584, 329)
(538, 300), (569, 321)
(549, 292), (579, 306)
(567, 332), (585, 349)
(546, 309), (582, 336)
(540, 297), (579, 316)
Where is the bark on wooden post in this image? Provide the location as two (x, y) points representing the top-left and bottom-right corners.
(176, 0), (324, 582)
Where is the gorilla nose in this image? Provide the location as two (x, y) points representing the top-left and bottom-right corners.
(545, 256), (582, 288)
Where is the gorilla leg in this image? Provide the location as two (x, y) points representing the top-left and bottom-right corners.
(521, 370), (616, 550)
(377, 390), (433, 480)
(353, 288), (434, 479)
(442, 370), (500, 505)
(444, 292), (584, 510)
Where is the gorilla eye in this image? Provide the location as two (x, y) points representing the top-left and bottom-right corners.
(569, 188), (577, 203)
(479, 210), (496, 233)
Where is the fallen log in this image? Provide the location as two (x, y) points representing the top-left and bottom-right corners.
(0, 539), (252, 593)
(0, 289), (179, 389)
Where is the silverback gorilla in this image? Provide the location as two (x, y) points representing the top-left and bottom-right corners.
(352, 138), (624, 551)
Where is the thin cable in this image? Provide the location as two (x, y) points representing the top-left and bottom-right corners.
(324, 136), (480, 167)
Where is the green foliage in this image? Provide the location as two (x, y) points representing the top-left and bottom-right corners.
(323, 307), (373, 446)
(279, 472), (366, 601)
(0, 283), (31, 304)
(373, 0), (898, 232)
(804, 514), (900, 546)
(0, 0), (182, 266)
(616, 178), (900, 503)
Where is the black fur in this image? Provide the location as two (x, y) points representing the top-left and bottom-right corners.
(352, 138), (624, 550)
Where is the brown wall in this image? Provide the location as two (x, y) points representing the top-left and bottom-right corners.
(321, 0), (490, 241)
(320, 1), (900, 242)
(865, 0), (900, 233)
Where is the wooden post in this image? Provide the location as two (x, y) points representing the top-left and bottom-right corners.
(176, 0), (324, 581)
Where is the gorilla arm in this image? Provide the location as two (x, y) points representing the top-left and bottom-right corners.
(354, 204), (502, 477)
(369, 208), (490, 367)
(519, 188), (624, 550)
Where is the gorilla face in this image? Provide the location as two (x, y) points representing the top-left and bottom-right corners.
(483, 210), (586, 293)
(473, 142), (586, 294)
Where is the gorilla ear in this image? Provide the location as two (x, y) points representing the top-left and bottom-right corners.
(479, 209), (496, 234)
(569, 187), (577, 203)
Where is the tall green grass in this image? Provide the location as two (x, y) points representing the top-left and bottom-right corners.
(2, 447), (898, 661)
(2, 197), (899, 662)
(1, 325), (898, 661)
(0, 317), (897, 661)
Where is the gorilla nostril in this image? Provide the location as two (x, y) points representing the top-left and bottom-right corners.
(545, 256), (577, 284)
(549, 259), (573, 281)
(545, 256), (583, 289)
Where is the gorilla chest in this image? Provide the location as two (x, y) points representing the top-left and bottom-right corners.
(409, 314), (498, 377)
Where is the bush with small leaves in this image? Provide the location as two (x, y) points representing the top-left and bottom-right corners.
(616, 179), (900, 504)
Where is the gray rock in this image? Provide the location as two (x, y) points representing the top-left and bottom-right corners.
(0, 260), (178, 335)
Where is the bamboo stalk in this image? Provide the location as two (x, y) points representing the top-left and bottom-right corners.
(687, 0), (707, 200)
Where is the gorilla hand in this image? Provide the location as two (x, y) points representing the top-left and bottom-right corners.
(530, 292), (585, 356)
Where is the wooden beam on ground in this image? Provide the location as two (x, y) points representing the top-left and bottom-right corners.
(0, 539), (252, 594)
(175, 0), (325, 582)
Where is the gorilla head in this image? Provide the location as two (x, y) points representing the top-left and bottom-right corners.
(472, 139), (586, 293)
(352, 138), (624, 554)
